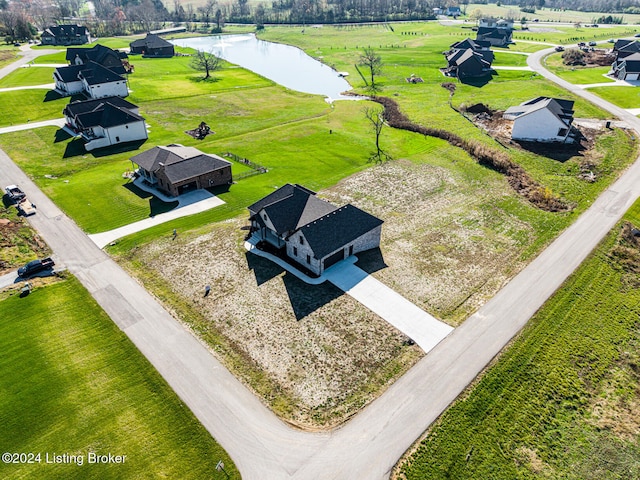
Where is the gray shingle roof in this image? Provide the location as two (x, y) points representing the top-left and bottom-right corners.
(54, 64), (83, 82)
(248, 184), (316, 215)
(301, 204), (383, 259)
(72, 102), (144, 129)
(64, 96), (138, 117)
(130, 145), (231, 181)
(78, 61), (125, 85)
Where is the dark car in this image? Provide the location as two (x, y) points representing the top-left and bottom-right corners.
(635, 33), (640, 37)
(588, 41), (597, 46)
(18, 258), (55, 277)
(13, 43), (20, 47)
(555, 46), (565, 52)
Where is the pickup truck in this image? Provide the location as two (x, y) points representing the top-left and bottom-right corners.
(18, 257), (55, 278)
(17, 199), (36, 216)
(5, 184), (26, 202)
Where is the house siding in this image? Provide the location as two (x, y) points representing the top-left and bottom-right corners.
(511, 109), (569, 142)
(286, 225), (382, 275)
(85, 120), (147, 151)
(85, 80), (129, 99)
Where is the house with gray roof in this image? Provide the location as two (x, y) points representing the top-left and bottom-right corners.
(129, 34), (175, 57)
(130, 145), (232, 197)
(248, 184), (383, 275)
(504, 97), (576, 143)
(442, 40), (493, 80)
(41, 24), (91, 46)
(63, 96), (147, 151)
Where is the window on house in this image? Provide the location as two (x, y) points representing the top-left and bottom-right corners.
(115, 136), (120, 142)
(306, 254), (311, 264)
(293, 247), (298, 256)
(300, 236), (304, 245)
(557, 128), (568, 137)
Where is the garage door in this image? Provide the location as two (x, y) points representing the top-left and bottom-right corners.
(323, 249), (345, 271)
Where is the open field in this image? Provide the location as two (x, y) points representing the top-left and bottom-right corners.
(465, 3), (640, 25)
(0, 205), (49, 273)
(396, 200), (640, 480)
(0, 275), (238, 479)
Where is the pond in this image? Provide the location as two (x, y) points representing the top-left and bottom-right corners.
(170, 34), (355, 101)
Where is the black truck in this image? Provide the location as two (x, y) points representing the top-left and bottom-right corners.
(18, 258), (55, 277)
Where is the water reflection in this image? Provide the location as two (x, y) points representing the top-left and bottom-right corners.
(170, 34), (355, 101)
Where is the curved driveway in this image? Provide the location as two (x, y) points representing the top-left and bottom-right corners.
(2, 46), (640, 479)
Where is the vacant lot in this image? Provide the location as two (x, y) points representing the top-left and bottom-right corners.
(396, 201), (640, 480)
(0, 275), (238, 479)
(131, 218), (422, 427)
(0, 205), (49, 273)
(322, 160), (533, 323)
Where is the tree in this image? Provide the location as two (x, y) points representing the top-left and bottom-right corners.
(190, 49), (221, 79)
(359, 47), (383, 91)
(469, 8), (483, 23)
(363, 106), (392, 164)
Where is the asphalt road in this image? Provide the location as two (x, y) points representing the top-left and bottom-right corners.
(1, 44), (640, 479)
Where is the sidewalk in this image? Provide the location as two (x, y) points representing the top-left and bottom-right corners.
(0, 118), (65, 134)
(0, 83), (55, 92)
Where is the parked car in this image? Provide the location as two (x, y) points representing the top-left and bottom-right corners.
(18, 258), (55, 278)
(588, 41), (597, 46)
(13, 43), (20, 47)
(4, 184), (26, 202)
(635, 33), (640, 37)
(555, 46), (565, 52)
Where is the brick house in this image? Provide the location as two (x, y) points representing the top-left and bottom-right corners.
(248, 184), (383, 275)
(130, 145), (232, 197)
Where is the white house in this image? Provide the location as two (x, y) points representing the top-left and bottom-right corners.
(504, 97), (576, 143)
(63, 97), (147, 151)
(79, 62), (129, 99)
(53, 61), (128, 99)
(53, 64), (84, 96)
(248, 184), (383, 276)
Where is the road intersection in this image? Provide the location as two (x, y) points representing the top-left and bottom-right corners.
(1, 44), (640, 479)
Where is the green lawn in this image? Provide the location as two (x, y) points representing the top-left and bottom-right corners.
(587, 85), (640, 109)
(0, 89), (65, 126)
(399, 200), (640, 479)
(0, 275), (238, 479)
(0, 66), (56, 88)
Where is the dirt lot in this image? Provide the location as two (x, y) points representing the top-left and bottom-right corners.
(135, 220), (422, 428)
(0, 208), (49, 274)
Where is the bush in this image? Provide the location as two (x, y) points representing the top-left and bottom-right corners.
(562, 48), (586, 66)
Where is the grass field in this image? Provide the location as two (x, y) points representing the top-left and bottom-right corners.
(0, 66), (56, 88)
(396, 200), (640, 480)
(0, 275), (238, 479)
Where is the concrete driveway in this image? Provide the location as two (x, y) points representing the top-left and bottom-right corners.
(325, 258), (453, 352)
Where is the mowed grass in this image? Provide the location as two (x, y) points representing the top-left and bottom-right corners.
(0, 276), (238, 480)
(0, 66), (56, 88)
(465, 3), (640, 24)
(588, 85), (640, 109)
(398, 200), (640, 480)
(0, 89), (65, 126)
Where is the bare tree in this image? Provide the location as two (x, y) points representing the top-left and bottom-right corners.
(190, 49), (221, 79)
(359, 47), (383, 90)
(363, 106), (392, 164)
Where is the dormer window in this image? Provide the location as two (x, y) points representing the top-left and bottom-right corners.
(300, 236), (304, 245)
